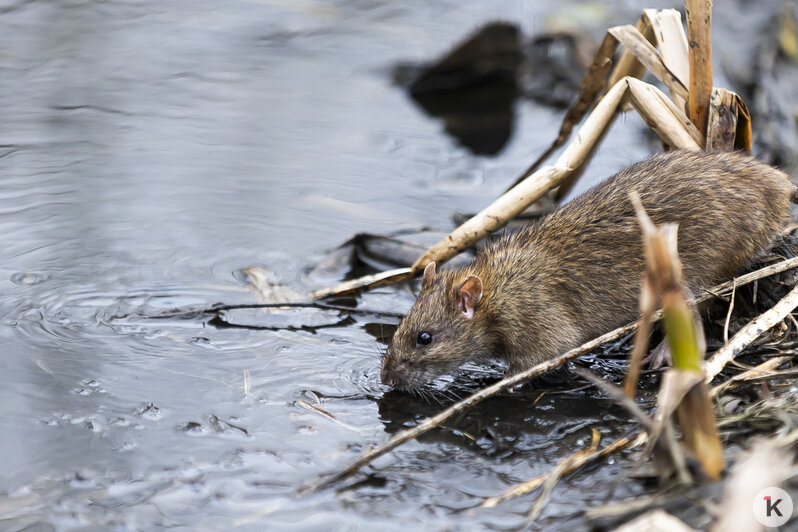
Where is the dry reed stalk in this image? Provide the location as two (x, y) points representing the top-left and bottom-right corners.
(704, 283), (798, 382)
(608, 25), (688, 103)
(643, 9), (690, 107)
(311, 267), (412, 300)
(711, 356), (793, 396)
(624, 275), (655, 397)
(685, 0), (713, 135)
(705, 87), (752, 151)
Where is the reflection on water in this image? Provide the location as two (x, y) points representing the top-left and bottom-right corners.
(1, 0), (661, 529)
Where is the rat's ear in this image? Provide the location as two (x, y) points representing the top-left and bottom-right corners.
(422, 261), (436, 290)
(456, 275), (483, 319)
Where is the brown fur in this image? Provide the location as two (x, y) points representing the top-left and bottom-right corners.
(381, 150), (795, 390)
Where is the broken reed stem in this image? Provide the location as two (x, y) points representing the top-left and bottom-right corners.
(675, 379), (724, 479)
(632, 193), (723, 479)
(298, 257), (798, 494)
(711, 356), (792, 396)
(685, 0), (713, 136)
(705, 282), (798, 382)
(723, 281), (736, 343)
(662, 292), (703, 372)
(624, 279), (655, 396)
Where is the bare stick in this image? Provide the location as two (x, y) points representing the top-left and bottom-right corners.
(711, 356), (792, 396)
(151, 301), (406, 319)
(705, 283), (798, 382)
(685, 0), (713, 136)
(722, 281), (736, 343)
(694, 256), (798, 306)
(311, 267), (412, 300)
(482, 431), (647, 509)
(625, 276), (656, 397)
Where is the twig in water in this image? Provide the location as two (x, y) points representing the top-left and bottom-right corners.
(575, 368), (653, 431)
(711, 356), (793, 396)
(296, 400), (367, 436)
(148, 301), (405, 319)
(481, 430), (647, 509)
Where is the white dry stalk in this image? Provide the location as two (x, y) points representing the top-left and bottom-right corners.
(723, 281), (736, 343)
(608, 25), (688, 103)
(705, 283), (798, 382)
(711, 356), (792, 396)
(643, 8), (690, 87)
(612, 509), (698, 532)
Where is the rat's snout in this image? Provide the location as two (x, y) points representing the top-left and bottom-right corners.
(380, 359), (398, 387)
(380, 352), (407, 388)
(381, 370), (397, 388)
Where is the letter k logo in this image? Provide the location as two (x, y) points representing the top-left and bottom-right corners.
(764, 495), (783, 517)
(754, 487), (792, 526)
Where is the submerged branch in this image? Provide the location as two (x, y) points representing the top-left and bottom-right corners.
(149, 301), (406, 319)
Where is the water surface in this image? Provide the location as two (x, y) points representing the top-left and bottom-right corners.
(1, 0), (689, 529)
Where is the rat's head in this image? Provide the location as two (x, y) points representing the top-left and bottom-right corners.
(381, 262), (492, 391)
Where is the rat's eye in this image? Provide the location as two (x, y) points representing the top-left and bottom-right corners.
(416, 331), (433, 346)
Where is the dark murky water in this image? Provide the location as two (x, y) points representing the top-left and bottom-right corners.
(0, 0), (757, 529)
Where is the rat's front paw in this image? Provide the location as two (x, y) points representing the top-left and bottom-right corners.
(645, 339), (672, 369)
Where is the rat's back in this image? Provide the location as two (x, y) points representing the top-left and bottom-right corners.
(507, 150), (794, 340)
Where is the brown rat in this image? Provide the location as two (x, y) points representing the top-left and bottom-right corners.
(381, 150), (796, 390)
